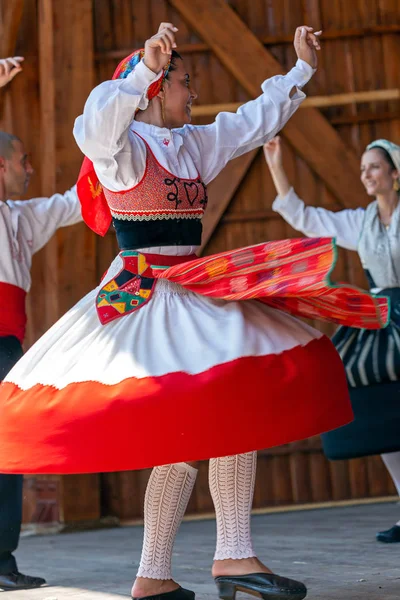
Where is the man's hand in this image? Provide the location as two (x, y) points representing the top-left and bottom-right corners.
(0, 57), (24, 88)
(143, 23), (178, 74)
(294, 27), (321, 69)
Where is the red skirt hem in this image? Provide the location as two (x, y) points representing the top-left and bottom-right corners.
(0, 336), (352, 474)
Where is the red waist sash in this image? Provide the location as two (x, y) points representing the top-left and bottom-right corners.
(96, 240), (389, 330)
(0, 283), (27, 342)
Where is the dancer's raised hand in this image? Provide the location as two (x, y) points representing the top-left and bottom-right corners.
(0, 56), (24, 88)
(144, 23), (178, 74)
(263, 137), (291, 197)
(263, 137), (283, 170)
(294, 26), (322, 69)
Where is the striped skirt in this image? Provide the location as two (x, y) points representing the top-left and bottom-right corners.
(322, 288), (400, 459)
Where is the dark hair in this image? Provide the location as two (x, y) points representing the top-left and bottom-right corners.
(374, 147), (397, 172)
(165, 50), (182, 80)
(0, 132), (20, 159)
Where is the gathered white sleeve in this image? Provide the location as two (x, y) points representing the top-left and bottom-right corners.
(272, 187), (365, 251)
(17, 186), (83, 253)
(73, 60), (162, 190)
(181, 60), (315, 184)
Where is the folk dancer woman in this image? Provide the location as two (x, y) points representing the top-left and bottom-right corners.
(0, 23), (390, 600)
(265, 135), (400, 544)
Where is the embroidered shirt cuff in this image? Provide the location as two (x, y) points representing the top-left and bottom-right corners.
(286, 59), (316, 90)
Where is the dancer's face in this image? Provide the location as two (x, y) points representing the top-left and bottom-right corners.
(361, 148), (398, 197)
(161, 58), (198, 128)
(0, 139), (34, 198)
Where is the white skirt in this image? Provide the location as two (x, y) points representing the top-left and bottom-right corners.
(0, 247), (352, 474)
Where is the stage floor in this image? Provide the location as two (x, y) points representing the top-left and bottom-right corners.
(7, 501), (400, 599)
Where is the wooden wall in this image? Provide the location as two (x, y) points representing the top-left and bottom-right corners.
(0, 0), (399, 524)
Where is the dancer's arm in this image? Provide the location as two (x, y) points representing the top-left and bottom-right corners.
(183, 26), (320, 184)
(16, 186), (83, 253)
(0, 57), (24, 88)
(264, 137), (365, 251)
(73, 24), (176, 191)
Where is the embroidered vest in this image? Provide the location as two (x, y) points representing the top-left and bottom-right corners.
(102, 134), (208, 249)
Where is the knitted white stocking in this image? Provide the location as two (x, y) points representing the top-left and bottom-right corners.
(137, 462), (197, 579)
(209, 452), (257, 560)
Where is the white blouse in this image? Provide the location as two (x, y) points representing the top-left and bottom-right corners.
(73, 58), (315, 193)
(272, 187), (365, 251)
(1, 186), (82, 292)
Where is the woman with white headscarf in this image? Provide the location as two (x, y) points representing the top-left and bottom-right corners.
(265, 136), (400, 543)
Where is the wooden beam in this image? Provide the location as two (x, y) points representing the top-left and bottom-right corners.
(94, 24), (400, 62)
(169, 0), (365, 210)
(331, 111), (400, 126)
(304, 89), (400, 109)
(0, 0), (24, 56)
(199, 150), (258, 254)
(191, 89), (400, 118)
(95, 42), (207, 61)
(221, 210), (280, 224)
(38, 0), (58, 328)
(53, 0), (98, 313)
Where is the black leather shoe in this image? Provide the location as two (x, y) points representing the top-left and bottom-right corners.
(0, 571), (46, 590)
(215, 573), (307, 600)
(132, 586), (195, 600)
(376, 524), (400, 543)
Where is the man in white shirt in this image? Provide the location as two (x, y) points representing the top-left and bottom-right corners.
(0, 56), (83, 591)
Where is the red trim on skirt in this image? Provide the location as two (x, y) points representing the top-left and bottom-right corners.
(0, 336), (352, 474)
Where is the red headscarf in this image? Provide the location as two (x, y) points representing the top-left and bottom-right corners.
(77, 50), (171, 235)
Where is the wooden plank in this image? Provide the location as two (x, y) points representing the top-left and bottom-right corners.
(381, 24), (400, 144)
(0, 0), (24, 55)
(38, 0), (55, 195)
(254, 455), (276, 507)
(193, 461), (214, 512)
(309, 448), (333, 503)
(271, 455), (294, 505)
(330, 110), (400, 125)
(199, 149), (258, 254)
(329, 460), (352, 501)
(222, 210), (279, 223)
(101, 471), (142, 520)
(94, 24), (400, 60)
(191, 89), (400, 117)
(53, 0), (97, 314)
(38, 0), (58, 330)
(0, 0), (24, 117)
(169, 0), (366, 209)
(348, 458), (369, 499)
(289, 445), (312, 504)
(60, 475), (100, 523)
(367, 455), (394, 497)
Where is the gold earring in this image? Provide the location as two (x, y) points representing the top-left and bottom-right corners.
(394, 180), (400, 192)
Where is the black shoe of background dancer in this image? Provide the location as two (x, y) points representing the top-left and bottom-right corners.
(376, 524), (400, 543)
(214, 572), (307, 600)
(132, 586), (195, 600)
(0, 570), (46, 590)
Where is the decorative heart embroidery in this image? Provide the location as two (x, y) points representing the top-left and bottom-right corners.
(183, 181), (199, 206)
